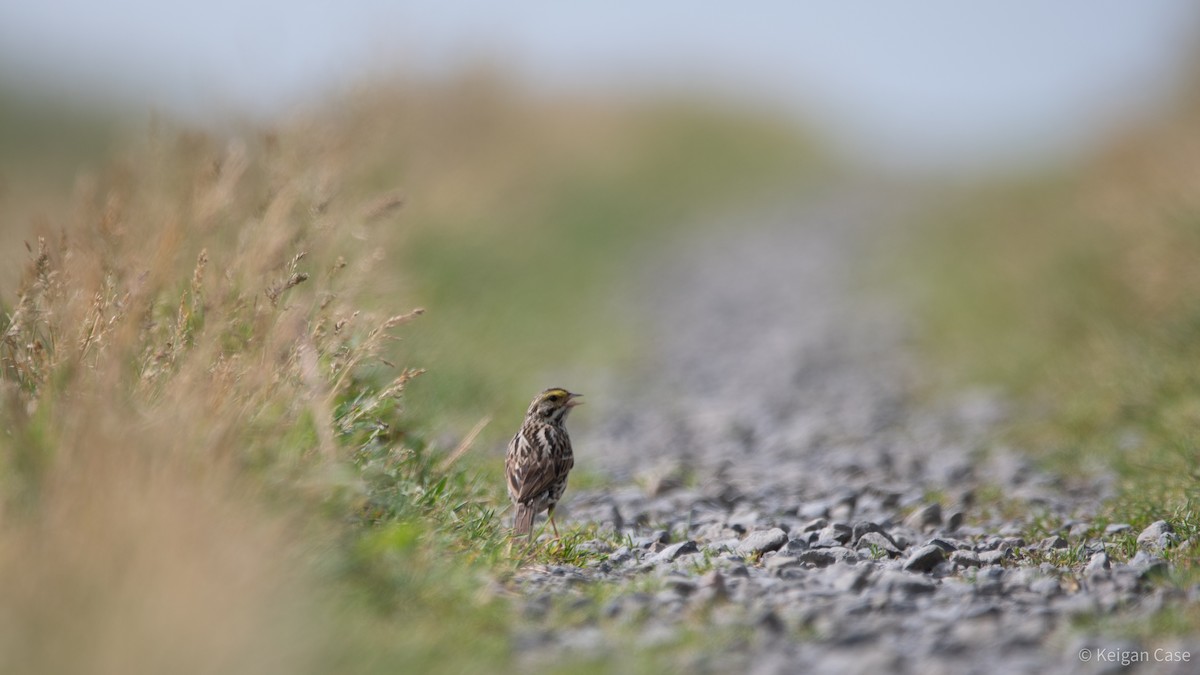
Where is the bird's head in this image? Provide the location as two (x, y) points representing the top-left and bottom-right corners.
(527, 387), (583, 424)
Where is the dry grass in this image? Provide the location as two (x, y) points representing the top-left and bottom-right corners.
(0, 75), (819, 673)
(0, 449), (320, 675)
(0, 108), (427, 673)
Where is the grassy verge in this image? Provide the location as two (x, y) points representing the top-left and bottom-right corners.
(902, 81), (1200, 632)
(0, 75), (819, 673)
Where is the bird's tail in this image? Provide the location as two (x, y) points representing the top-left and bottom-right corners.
(513, 504), (535, 539)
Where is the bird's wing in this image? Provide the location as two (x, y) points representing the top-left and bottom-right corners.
(504, 432), (528, 500)
(507, 425), (567, 503)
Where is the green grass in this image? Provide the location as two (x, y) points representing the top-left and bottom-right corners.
(520, 524), (631, 568)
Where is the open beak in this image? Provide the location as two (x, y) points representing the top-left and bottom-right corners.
(566, 392), (584, 407)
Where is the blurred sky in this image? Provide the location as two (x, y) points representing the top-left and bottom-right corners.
(1, 1), (1198, 171)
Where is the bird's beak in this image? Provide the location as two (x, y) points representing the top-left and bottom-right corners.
(566, 393), (584, 407)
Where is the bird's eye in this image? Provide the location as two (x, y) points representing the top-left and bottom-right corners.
(547, 394), (560, 402)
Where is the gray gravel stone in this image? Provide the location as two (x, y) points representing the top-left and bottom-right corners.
(812, 536), (846, 549)
(800, 517), (829, 532)
(1039, 535), (1068, 550)
(999, 536), (1027, 549)
(1085, 552), (1111, 576)
(505, 206), (1165, 674)
(978, 548), (1012, 565)
(608, 546), (634, 566)
(1029, 577), (1061, 597)
(693, 570), (728, 604)
(782, 537), (810, 554)
(704, 538), (740, 554)
(949, 550), (982, 568)
(818, 523), (853, 544)
(735, 528), (788, 556)
(903, 544), (947, 572)
(634, 531), (670, 549)
(797, 549), (839, 568)
(664, 577), (698, 596)
(925, 538), (960, 553)
(904, 503), (943, 531)
(851, 521), (897, 546)
(725, 563), (749, 578)
(945, 511), (965, 532)
(1131, 550), (1169, 578)
(798, 503), (830, 520)
(832, 564), (874, 592)
(879, 570), (937, 595)
(1137, 520), (1173, 549)
(856, 532), (902, 557)
(765, 555), (802, 573)
(652, 541), (699, 563)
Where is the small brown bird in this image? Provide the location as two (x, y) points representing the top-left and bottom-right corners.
(505, 387), (582, 541)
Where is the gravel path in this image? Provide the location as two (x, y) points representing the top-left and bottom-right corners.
(509, 193), (1198, 673)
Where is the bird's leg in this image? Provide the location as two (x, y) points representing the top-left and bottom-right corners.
(548, 506), (561, 540)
